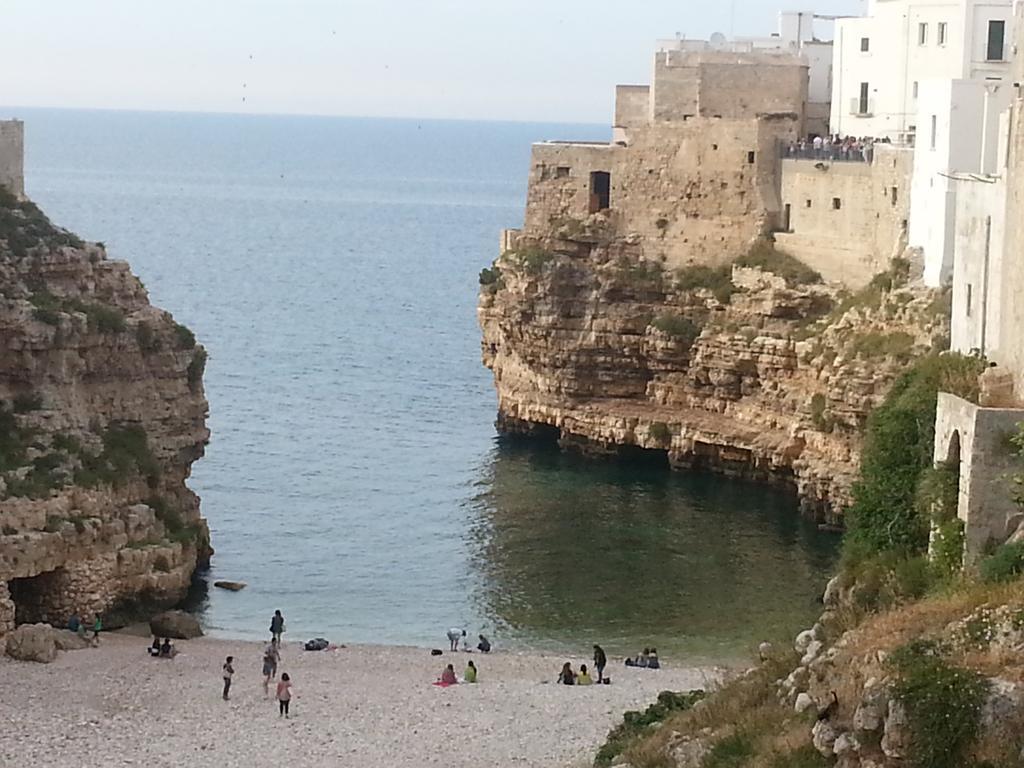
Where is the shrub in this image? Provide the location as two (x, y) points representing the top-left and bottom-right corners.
(888, 640), (989, 768)
(844, 353), (986, 558)
(848, 331), (916, 360)
(931, 518), (965, 577)
(75, 423), (161, 489)
(0, 407), (29, 473)
(51, 433), (82, 454)
(187, 348), (207, 392)
(979, 541), (1024, 584)
(479, 266), (502, 286)
(703, 732), (755, 768)
(12, 393), (43, 413)
(81, 302), (126, 333)
(595, 690), (705, 766)
(617, 257), (664, 289)
(136, 322), (161, 353)
(734, 240), (822, 286)
(511, 247), (555, 275)
(675, 264), (736, 304)
(651, 314), (701, 347)
(173, 322), (196, 349)
(649, 422), (672, 445)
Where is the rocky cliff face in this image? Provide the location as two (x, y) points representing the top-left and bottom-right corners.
(0, 190), (209, 635)
(479, 226), (947, 521)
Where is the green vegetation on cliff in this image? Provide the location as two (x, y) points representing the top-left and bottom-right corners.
(0, 188), (84, 257)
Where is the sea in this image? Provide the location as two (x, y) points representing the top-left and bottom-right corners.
(3, 108), (839, 661)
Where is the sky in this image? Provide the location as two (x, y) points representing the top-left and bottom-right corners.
(0, 0), (863, 124)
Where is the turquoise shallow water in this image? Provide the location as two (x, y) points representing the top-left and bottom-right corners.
(2, 107), (839, 660)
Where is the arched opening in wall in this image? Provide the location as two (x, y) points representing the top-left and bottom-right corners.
(8, 568), (68, 626)
(929, 430), (963, 566)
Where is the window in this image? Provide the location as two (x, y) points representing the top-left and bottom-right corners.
(987, 20), (1006, 61)
(746, 151), (755, 164)
(805, 199), (812, 208)
(859, 82), (870, 114)
(966, 284), (973, 317)
(891, 186), (898, 205)
(918, 22), (928, 45)
(860, 37), (870, 52)
(832, 197), (842, 210)
(930, 115), (937, 150)
(555, 166), (570, 178)
(938, 22), (947, 45)
(912, 81), (919, 99)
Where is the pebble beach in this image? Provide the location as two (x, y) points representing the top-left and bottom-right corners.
(0, 634), (721, 768)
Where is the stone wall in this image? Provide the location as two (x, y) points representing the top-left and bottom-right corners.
(0, 120), (25, 199)
(522, 116), (800, 270)
(650, 50), (808, 127)
(774, 146), (913, 287)
(614, 85), (650, 135)
(933, 393), (1024, 562)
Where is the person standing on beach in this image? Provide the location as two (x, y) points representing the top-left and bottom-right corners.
(270, 610), (285, 643)
(276, 673), (293, 718)
(262, 638), (281, 695)
(222, 656), (235, 700)
(593, 645), (607, 684)
(446, 627), (465, 652)
(91, 615), (103, 646)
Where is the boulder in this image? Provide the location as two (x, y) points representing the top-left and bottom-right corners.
(881, 700), (909, 759)
(795, 692), (815, 713)
(800, 639), (824, 665)
(5, 623), (58, 663)
(812, 720), (838, 758)
(213, 581), (247, 591)
(822, 575), (842, 607)
(853, 684), (888, 732)
(150, 610), (203, 639)
(833, 732), (860, 756)
(795, 628), (817, 654)
(53, 629), (91, 651)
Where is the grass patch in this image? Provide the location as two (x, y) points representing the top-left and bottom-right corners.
(0, 187), (84, 258)
(75, 423), (161, 489)
(29, 290), (125, 333)
(595, 690), (705, 767)
(508, 246), (556, 276)
(734, 240), (821, 286)
(703, 732), (755, 768)
(675, 264), (736, 304)
(979, 542), (1024, 584)
(616, 257), (664, 289)
(766, 745), (828, 768)
(888, 640), (989, 768)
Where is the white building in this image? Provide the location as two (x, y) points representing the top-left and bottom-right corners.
(659, 11), (835, 134)
(909, 79), (1012, 286)
(830, 0), (1014, 141)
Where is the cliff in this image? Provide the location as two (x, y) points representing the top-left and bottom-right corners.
(0, 189), (210, 635)
(479, 227), (948, 521)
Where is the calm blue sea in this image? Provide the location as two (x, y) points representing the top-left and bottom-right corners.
(1, 108), (839, 660)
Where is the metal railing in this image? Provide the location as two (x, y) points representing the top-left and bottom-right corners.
(779, 141), (875, 163)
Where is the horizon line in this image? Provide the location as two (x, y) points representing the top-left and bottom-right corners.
(0, 103), (609, 128)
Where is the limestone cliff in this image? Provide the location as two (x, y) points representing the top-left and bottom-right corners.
(479, 225), (947, 521)
(0, 190), (210, 635)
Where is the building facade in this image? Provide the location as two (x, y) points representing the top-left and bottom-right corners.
(831, 0), (1013, 141)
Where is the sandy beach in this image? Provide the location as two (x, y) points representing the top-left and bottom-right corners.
(0, 634), (721, 768)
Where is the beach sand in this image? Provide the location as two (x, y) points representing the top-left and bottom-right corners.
(0, 634), (722, 768)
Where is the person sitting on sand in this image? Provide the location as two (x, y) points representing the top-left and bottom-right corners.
(647, 648), (660, 670)
(446, 628), (465, 652)
(577, 664), (593, 685)
(160, 638), (175, 658)
(477, 634), (491, 653)
(67, 614), (81, 634)
(464, 660), (477, 683)
(149, 636), (161, 657)
(558, 662), (576, 685)
(440, 664), (458, 685)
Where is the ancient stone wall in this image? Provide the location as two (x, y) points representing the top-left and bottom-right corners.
(0, 120), (25, 199)
(522, 117), (800, 270)
(614, 85), (650, 135)
(775, 146), (913, 287)
(651, 50), (808, 126)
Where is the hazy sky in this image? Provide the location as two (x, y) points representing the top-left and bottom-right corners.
(0, 0), (863, 123)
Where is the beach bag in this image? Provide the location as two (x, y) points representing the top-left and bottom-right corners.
(431, 649), (443, 656)
(304, 637), (329, 651)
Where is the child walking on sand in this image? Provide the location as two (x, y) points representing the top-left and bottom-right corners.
(277, 673), (293, 717)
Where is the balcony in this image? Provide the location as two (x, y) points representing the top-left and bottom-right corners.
(849, 97), (874, 117)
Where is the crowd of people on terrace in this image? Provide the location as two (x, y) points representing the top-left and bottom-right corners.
(782, 133), (894, 164)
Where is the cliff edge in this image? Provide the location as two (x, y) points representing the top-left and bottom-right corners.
(0, 189), (210, 635)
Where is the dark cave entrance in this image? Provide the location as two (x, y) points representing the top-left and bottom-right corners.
(8, 568), (66, 625)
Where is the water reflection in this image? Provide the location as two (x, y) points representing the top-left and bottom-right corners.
(467, 436), (839, 660)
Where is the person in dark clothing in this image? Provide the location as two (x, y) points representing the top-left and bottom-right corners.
(222, 656), (234, 700)
(477, 634), (491, 653)
(593, 645), (607, 684)
(270, 610), (285, 643)
(558, 662), (576, 685)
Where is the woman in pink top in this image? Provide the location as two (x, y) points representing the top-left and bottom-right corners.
(276, 673), (293, 717)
